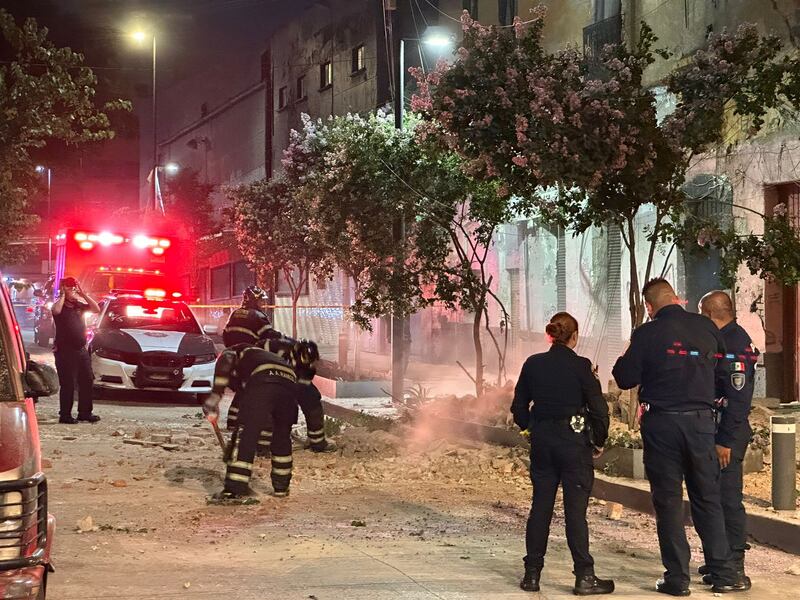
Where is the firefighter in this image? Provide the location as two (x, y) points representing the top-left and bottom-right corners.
(204, 342), (301, 501)
(266, 336), (337, 453)
(222, 286), (279, 431)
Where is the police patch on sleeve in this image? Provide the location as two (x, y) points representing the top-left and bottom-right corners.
(731, 372), (746, 391)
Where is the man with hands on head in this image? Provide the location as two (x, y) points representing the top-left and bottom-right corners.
(51, 276), (101, 424)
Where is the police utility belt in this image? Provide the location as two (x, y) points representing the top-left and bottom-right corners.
(639, 403), (717, 416)
(534, 413), (587, 434)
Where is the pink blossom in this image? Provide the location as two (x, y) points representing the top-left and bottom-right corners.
(512, 155), (528, 167)
(513, 16), (525, 39)
(773, 203), (788, 217)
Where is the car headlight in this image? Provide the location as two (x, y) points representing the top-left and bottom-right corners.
(193, 353), (217, 364)
(95, 347), (125, 362)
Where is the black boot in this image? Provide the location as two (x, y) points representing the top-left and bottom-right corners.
(656, 578), (691, 596)
(711, 572), (751, 594)
(574, 574), (615, 596)
(520, 568), (540, 592)
(697, 565), (710, 576)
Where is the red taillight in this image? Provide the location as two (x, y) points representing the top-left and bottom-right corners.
(144, 288), (166, 298)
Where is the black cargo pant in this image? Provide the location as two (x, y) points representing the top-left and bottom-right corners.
(699, 429), (750, 571)
(228, 383), (327, 452)
(54, 347), (94, 419)
(525, 421), (595, 577)
(224, 377), (299, 495)
(642, 410), (734, 588)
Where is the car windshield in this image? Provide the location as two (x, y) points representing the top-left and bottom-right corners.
(100, 300), (201, 334)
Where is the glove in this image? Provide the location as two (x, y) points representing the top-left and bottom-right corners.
(203, 393), (222, 418)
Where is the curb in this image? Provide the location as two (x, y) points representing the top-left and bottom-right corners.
(322, 400), (800, 556)
(592, 475), (800, 556)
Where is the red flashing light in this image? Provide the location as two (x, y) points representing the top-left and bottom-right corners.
(144, 288), (166, 298)
(171, 292), (182, 298)
(133, 235), (150, 249)
(79, 241), (94, 251)
(158, 239), (171, 248)
(666, 349), (676, 355)
(74, 232), (88, 242)
(678, 350), (688, 356)
(152, 247), (165, 256)
(673, 341), (683, 347)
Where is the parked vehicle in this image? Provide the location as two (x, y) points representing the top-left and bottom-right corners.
(89, 292), (217, 401)
(0, 273), (58, 599)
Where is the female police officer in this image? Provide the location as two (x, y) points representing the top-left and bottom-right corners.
(511, 312), (614, 595)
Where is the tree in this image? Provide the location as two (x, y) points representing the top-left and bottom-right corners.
(163, 168), (216, 240)
(413, 11), (800, 330)
(229, 176), (324, 339)
(0, 10), (129, 263)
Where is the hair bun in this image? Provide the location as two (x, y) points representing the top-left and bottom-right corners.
(545, 323), (562, 337)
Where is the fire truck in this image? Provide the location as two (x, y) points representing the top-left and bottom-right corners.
(33, 228), (186, 347)
(53, 228), (184, 299)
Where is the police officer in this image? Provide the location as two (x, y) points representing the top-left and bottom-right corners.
(205, 341), (303, 501)
(511, 312), (614, 596)
(613, 278), (746, 595)
(698, 291), (756, 589)
(51, 277), (101, 424)
(222, 286), (279, 432)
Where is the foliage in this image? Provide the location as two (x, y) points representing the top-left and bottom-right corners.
(0, 9), (130, 264)
(413, 10), (800, 328)
(163, 168), (216, 240)
(228, 176), (325, 338)
(604, 427), (643, 450)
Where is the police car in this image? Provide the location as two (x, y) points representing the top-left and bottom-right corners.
(89, 293), (217, 399)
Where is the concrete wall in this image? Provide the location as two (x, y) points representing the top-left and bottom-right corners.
(270, 0), (385, 177)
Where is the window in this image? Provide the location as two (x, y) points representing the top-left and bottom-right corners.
(462, 0), (478, 15)
(351, 44), (365, 73)
(498, 0), (517, 25)
(278, 85), (288, 110)
(275, 267), (309, 297)
(319, 61), (332, 89)
(232, 261), (255, 296)
(296, 75), (307, 102)
(210, 264), (231, 300)
(593, 0), (621, 22)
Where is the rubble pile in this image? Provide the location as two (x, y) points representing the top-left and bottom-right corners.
(404, 381), (516, 428)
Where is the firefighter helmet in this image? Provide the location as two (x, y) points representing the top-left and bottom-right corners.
(241, 286), (268, 309)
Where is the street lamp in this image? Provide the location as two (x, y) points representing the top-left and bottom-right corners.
(130, 28), (158, 212)
(36, 166), (52, 275)
(391, 27), (455, 400)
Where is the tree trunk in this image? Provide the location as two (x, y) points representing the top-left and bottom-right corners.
(624, 219), (645, 330)
(291, 294), (298, 339)
(472, 309), (484, 397)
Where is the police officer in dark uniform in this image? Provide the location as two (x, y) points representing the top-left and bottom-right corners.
(204, 340), (306, 500)
(698, 291), (757, 589)
(511, 312), (614, 596)
(222, 286), (279, 433)
(51, 277), (101, 424)
(613, 278), (746, 595)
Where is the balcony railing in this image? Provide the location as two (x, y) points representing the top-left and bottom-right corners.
(583, 13), (623, 78)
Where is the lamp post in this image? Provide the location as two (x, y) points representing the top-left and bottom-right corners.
(391, 27), (454, 401)
(35, 165), (52, 275)
(132, 30), (158, 212)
